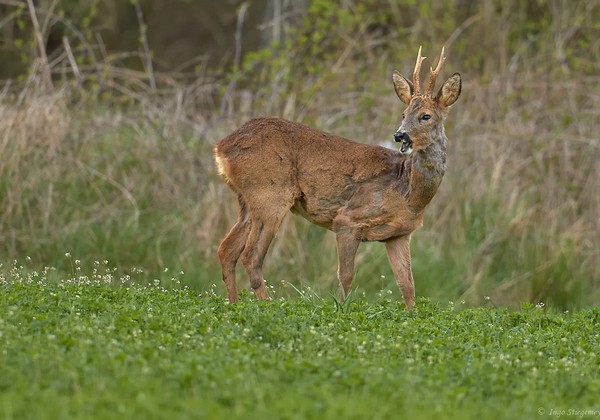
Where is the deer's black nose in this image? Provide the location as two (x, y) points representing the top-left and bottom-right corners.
(394, 131), (410, 143)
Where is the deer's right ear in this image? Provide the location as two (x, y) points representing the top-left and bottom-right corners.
(392, 71), (413, 105)
(436, 73), (462, 107)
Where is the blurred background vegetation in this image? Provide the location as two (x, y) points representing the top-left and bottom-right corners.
(0, 0), (598, 308)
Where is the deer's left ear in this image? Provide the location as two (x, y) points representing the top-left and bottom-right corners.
(392, 71), (413, 105)
(436, 73), (461, 107)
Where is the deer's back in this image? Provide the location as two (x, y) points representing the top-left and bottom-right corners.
(215, 117), (413, 233)
(215, 117), (392, 183)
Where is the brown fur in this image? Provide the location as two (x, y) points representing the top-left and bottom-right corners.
(214, 48), (461, 309)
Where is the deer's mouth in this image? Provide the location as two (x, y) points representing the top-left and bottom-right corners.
(399, 138), (413, 155)
(393, 131), (413, 155)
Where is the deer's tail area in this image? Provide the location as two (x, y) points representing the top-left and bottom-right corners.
(213, 139), (298, 233)
(214, 144), (234, 187)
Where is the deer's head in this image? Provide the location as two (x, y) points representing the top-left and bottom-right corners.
(392, 47), (461, 155)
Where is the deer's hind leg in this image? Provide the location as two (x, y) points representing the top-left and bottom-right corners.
(240, 189), (294, 300)
(217, 194), (250, 303)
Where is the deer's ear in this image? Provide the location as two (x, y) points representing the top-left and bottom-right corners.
(436, 72), (461, 107)
(392, 71), (413, 105)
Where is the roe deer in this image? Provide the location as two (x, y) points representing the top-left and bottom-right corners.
(214, 47), (461, 309)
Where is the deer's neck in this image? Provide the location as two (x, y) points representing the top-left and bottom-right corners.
(407, 134), (447, 212)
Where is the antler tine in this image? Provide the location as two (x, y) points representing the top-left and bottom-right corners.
(425, 46), (446, 96)
(412, 46), (426, 96)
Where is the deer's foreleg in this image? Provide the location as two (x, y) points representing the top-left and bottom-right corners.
(335, 231), (360, 300)
(385, 235), (415, 310)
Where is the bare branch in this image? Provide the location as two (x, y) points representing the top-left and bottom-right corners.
(219, 2), (250, 118)
(62, 36), (81, 87)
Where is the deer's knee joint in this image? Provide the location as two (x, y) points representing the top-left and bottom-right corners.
(217, 242), (229, 262)
(240, 248), (254, 268)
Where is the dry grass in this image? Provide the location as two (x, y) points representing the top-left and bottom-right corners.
(433, 76), (600, 306)
(1, 64), (598, 308)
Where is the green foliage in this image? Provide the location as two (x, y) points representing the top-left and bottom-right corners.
(1, 269), (599, 419)
(2, 0), (599, 81)
(238, 0), (599, 103)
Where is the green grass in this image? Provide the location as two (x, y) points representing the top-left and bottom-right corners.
(2, 265), (599, 420)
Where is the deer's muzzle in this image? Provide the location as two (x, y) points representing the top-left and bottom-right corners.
(394, 131), (413, 155)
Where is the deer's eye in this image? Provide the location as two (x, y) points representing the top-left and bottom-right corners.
(421, 114), (431, 121)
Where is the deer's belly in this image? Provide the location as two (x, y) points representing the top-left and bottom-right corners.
(290, 196), (336, 230)
(358, 217), (423, 241)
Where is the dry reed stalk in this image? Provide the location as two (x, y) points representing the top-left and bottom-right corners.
(133, 0), (156, 91)
(25, 0), (53, 92)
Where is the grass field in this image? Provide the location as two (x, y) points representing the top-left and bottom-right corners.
(2, 265), (599, 420)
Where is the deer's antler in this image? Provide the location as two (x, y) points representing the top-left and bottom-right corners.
(412, 46), (426, 96)
(424, 46), (446, 96)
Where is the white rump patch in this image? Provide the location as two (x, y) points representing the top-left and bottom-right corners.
(215, 154), (232, 183)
